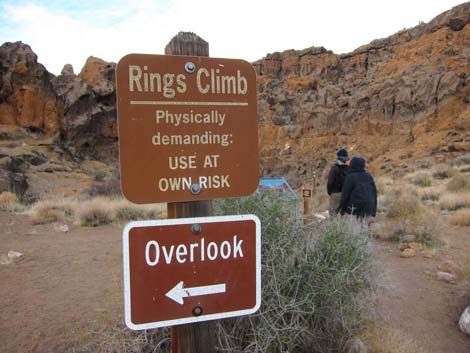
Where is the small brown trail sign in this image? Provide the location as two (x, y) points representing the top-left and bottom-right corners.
(123, 215), (261, 329)
(116, 54), (259, 204)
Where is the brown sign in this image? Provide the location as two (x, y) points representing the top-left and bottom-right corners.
(116, 54), (259, 204)
(123, 215), (261, 330)
(302, 189), (312, 198)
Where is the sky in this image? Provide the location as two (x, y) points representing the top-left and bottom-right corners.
(0, 0), (466, 75)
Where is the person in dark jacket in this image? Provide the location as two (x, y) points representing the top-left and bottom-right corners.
(338, 156), (377, 219)
(327, 148), (350, 216)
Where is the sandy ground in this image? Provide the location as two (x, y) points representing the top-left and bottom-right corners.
(0, 210), (469, 353)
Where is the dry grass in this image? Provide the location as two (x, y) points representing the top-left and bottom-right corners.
(361, 326), (428, 353)
(64, 314), (170, 353)
(418, 186), (442, 202)
(450, 209), (470, 226)
(112, 199), (166, 222)
(379, 184), (443, 247)
(432, 164), (459, 179)
(30, 199), (75, 225)
(456, 256), (470, 295)
(440, 193), (470, 210)
(384, 186), (421, 221)
(28, 197), (166, 227)
(447, 173), (470, 192)
(411, 173), (433, 187)
(0, 191), (23, 212)
(77, 198), (114, 227)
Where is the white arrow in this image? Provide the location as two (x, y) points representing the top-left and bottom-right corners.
(166, 281), (226, 305)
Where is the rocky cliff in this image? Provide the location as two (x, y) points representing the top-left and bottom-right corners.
(0, 2), (469, 193)
(254, 2), (470, 186)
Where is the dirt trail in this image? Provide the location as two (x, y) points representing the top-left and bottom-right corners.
(0, 211), (123, 353)
(374, 225), (470, 353)
(0, 210), (469, 353)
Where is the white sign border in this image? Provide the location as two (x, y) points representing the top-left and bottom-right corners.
(123, 214), (261, 330)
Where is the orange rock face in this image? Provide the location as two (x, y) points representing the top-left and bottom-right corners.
(0, 42), (61, 135)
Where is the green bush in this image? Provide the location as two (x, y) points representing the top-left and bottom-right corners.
(215, 191), (377, 353)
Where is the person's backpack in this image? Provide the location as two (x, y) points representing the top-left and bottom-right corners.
(349, 181), (373, 215)
(335, 164), (348, 191)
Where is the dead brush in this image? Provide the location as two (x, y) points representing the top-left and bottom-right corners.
(77, 198), (114, 227)
(447, 173), (470, 192)
(450, 209), (470, 226)
(381, 186), (443, 247)
(0, 191), (23, 212)
(30, 200), (75, 225)
(439, 193), (470, 211)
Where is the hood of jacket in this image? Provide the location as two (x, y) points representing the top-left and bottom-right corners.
(350, 156), (366, 172)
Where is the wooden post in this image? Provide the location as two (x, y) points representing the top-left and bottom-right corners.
(165, 31), (216, 353)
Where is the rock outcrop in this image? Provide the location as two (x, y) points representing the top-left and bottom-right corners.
(51, 57), (117, 159)
(0, 42), (62, 135)
(254, 2), (470, 186)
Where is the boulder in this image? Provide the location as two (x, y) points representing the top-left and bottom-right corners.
(400, 248), (416, 258)
(0, 169), (28, 196)
(459, 307), (470, 336)
(51, 58), (117, 159)
(436, 271), (456, 283)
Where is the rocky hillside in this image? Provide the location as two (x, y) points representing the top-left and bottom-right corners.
(0, 2), (470, 194)
(254, 2), (470, 186)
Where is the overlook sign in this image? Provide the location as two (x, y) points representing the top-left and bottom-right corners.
(116, 54), (259, 203)
(122, 215), (261, 329)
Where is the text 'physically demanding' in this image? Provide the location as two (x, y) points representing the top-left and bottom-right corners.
(145, 235), (244, 266)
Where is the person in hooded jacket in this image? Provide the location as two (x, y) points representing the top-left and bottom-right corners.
(327, 148), (350, 216)
(337, 156), (377, 219)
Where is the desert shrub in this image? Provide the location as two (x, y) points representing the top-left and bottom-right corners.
(77, 198), (113, 227)
(30, 200), (75, 224)
(144, 205), (167, 219)
(85, 179), (121, 198)
(93, 170), (108, 182)
(447, 173), (470, 192)
(440, 193), (470, 210)
(114, 205), (146, 221)
(0, 191), (23, 212)
(215, 192), (377, 353)
(384, 187), (421, 220)
(449, 154), (470, 166)
(450, 209), (470, 226)
(375, 177), (394, 195)
(412, 173), (432, 187)
(112, 200), (166, 222)
(381, 186), (443, 247)
(419, 188), (441, 202)
(432, 165), (459, 179)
